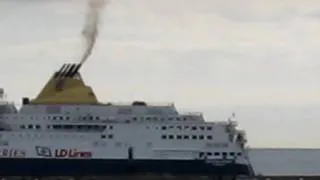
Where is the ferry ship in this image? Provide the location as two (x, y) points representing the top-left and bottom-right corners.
(0, 63), (255, 176)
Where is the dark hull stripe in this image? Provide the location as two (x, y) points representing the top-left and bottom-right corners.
(0, 159), (250, 176)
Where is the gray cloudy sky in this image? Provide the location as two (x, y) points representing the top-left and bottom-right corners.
(1, 0), (320, 148)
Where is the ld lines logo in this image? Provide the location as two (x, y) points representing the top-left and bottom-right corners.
(35, 146), (52, 157)
(35, 146), (92, 158)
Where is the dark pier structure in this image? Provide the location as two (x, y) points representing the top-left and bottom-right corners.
(0, 175), (319, 180)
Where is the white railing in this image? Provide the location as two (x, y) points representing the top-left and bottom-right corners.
(180, 112), (203, 116)
(102, 101), (175, 107)
(205, 121), (229, 125)
(0, 100), (15, 105)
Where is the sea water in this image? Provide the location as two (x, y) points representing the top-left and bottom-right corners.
(248, 148), (320, 176)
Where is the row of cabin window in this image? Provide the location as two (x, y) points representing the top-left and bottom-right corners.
(51, 125), (112, 130)
(162, 134), (213, 140)
(4, 133), (115, 139)
(51, 116), (101, 121)
(0, 116), (72, 121)
(101, 134), (114, 139)
(20, 124), (113, 130)
(53, 116), (193, 121)
(19, 124), (213, 132)
(6, 134), (88, 138)
(161, 126), (212, 131)
(132, 116), (191, 121)
(4, 116), (195, 122)
(2, 116), (101, 121)
(78, 116), (193, 121)
(201, 152), (242, 156)
(14, 116), (192, 121)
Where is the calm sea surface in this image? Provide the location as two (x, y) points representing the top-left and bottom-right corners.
(248, 149), (320, 176)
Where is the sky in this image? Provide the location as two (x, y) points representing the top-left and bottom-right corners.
(1, 0), (320, 148)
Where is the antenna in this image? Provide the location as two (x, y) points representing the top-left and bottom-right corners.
(227, 112), (236, 123)
(0, 88), (4, 99)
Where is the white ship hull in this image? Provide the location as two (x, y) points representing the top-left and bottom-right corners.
(0, 63), (255, 176)
(0, 125), (251, 176)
